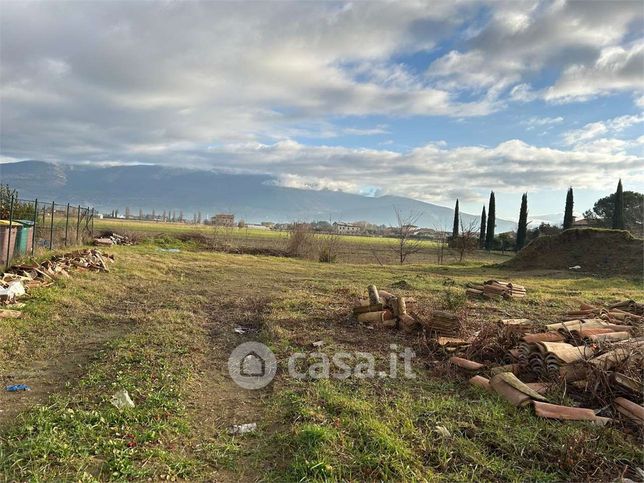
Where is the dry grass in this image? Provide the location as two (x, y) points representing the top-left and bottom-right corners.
(0, 241), (642, 481)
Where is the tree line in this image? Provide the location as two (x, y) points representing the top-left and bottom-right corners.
(450, 179), (642, 253)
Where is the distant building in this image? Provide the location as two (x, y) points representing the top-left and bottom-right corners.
(572, 218), (590, 227)
(212, 213), (235, 226)
(333, 222), (362, 234)
(411, 228), (439, 238)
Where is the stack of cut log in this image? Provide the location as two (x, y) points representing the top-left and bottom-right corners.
(352, 284), (417, 332)
(466, 280), (526, 300)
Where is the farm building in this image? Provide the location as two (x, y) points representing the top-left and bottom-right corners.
(212, 213), (235, 226)
(333, 222), (362, 234)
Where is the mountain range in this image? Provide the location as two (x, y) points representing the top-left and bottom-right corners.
(0, 161), (517, 231)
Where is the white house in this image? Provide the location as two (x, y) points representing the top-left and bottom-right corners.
(333, 222), (362, 234)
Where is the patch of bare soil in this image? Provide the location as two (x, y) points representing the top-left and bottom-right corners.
(503, 228), (643, 276)
(0, 274), (149, 426)
(0, 326), (125, 425)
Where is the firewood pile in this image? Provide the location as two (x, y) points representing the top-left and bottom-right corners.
(466, 280), (526, 300)
(94, 232), (132, 246)
(352, 285), (419, 332)
(444, 300), (644, 429)
(0, 249), (114, 315)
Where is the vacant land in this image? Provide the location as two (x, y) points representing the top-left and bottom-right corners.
(0, 236), (641, 481)
(94, 218), (512, 265)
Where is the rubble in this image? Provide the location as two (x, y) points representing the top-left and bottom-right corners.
(466, 280), (527, 300)
(489, 372), (547, 407)
(614, 397), (644, 426)
(533, 401), (610, 426)
(449, 356), (484, 372)
(469, 375), (492, 392)
(94, 232), (132, 246)
(352, 285), (417, 331)
(110, 389), (135, 409)
(228, 422), (257, 435)
(425, 310), (462, 336)
(350, 286), (641, 430)
(0, 249), (114, 312)
(435, 298), (644, 430)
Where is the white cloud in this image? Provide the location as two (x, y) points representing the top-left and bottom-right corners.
(510, 83), (539, 102)
(190, 138), (643, 204)
(0, 0), (643, 200)
(563, 113), (644, 146)
(427, 1), (643, 105)
(521, 116), (564, 130)
(545, 41), (644, 102)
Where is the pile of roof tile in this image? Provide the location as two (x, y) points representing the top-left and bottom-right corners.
(0, 249), (114, 318)
(446, 300), (644, 428)
(352, 285), (418, 332)
(562, 301), (643, 324)
(466, 280), (526, 300)
(424, 310), (462, 336)
(94, 232), (132, 246)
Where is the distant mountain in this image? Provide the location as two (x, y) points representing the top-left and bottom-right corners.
(0, 161), (516, 230)
(529, 213), (564, 227)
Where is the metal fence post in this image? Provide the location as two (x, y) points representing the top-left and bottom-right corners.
(64, 203), (70, 247)
(91, 208), (94, 238)
(83, 207), (92, 242)
(32, 199), (38, 256)
(76, 205), (81, 244)
(5, 195), (15, 270)
(49, 201), (55, 249)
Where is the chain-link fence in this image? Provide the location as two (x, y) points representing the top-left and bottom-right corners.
(0, 194), (95, 269)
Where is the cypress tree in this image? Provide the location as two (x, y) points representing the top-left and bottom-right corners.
(479, 206), (486, 249)
(485, 191), (495, 251)
(452, 199), (459, 239)
(612, 179), (625, 229)
(516, 193), (528, 251)
(563, 187), (574, 230)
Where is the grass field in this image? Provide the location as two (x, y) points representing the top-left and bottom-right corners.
(93, 218), (512, 266)
(0, 234), (642, 481)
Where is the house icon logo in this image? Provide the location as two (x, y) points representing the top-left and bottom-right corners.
(228, 342), (277, 389)
(241, 351), (265, 377)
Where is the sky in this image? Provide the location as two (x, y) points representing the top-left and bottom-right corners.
(1, 0), (643, 219)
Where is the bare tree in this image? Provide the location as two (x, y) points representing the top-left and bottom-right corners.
(453, 218), (480, 262)
(287, 222), (314, 257)
(432, 223), (449, 265)
(317, 231), (341, 263)
(392, 207), (423, 264)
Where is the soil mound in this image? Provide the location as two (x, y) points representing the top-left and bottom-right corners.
(503, 229), (643, 276)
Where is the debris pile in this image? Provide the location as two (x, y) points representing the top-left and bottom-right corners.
(562, 301), (643, 324)
(425, 310), (462, 336)
(1, 248), (114, 316)
(94, 232), (132, 246)
(352, 285), (418, 332)
(466, 280), (526, 300)
(444, 300), (644, 428)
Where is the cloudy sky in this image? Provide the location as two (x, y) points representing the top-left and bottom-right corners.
(1, 0), (642, 218)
